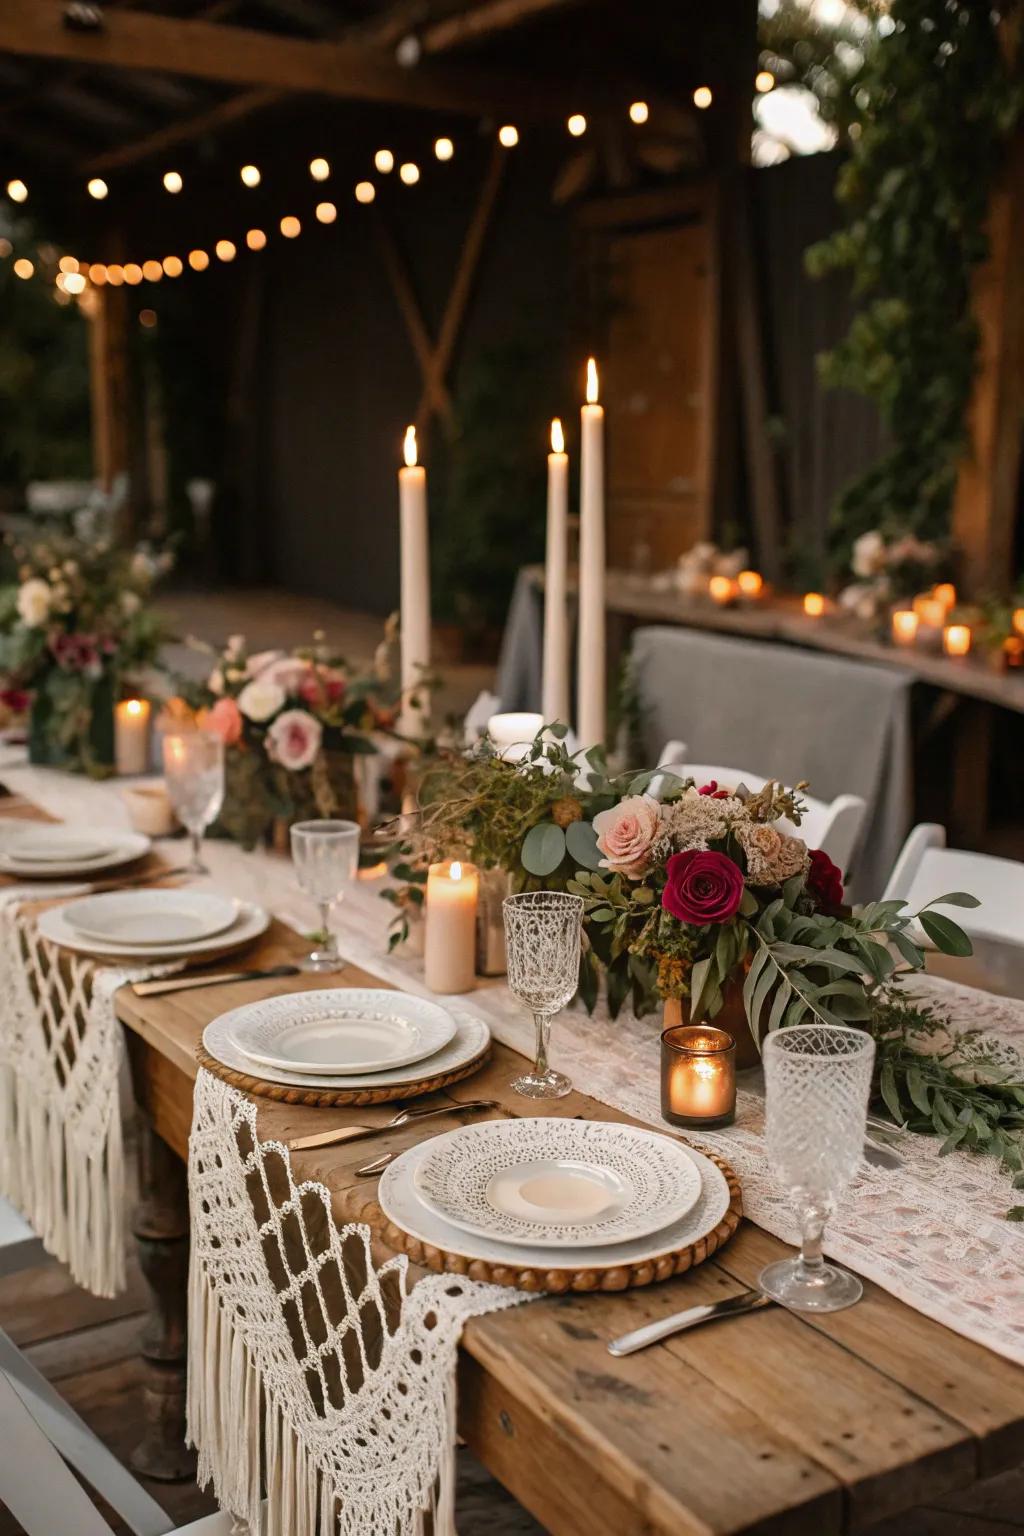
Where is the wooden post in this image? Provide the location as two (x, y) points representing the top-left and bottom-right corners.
(87, 281), (132, 535)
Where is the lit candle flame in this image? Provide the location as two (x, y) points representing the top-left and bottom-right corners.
(550, 417), (564, 454)
(403, 425), (417, 468)
(450, 860), (462, 881)
(585, 357), (599, 405)
(126, 699), (144, 716)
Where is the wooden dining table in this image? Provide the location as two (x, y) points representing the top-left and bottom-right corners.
(112, 914), (1024, 1536)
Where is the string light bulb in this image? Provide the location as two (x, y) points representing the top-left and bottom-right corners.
(374, 149), (394, 173)
(162, 255), (182, 277)
(7, 179), (27, 203)
(163, 170), (183, 194)
(434, 137), (454, 161)
(139, 309), (157, 329)
(64, 271), (86, 295)
(280, 215), (301, 238)
(90, 263), (107, 285)
(629, 100), (649, 124)
(188, 249), (209, 271)
(693, 86), (713, 109)
(240, 165), (261, 188)
(13, 257), (33, 279)
(124, 263), (143, 285)
(309, 157), (330, 182)
(87, 178), (108, 200)
(315, 201), (337, 224)
(106, 264), (124, 286)
(246, 228), (267, 250)
(58, 255), (79, 274)
(142, 259), (163, 282)
(215, 239), (236, 261)
(498, 124), (519, 147)
(355, 181), (376, 204)
(567, 113), (587, 137)
(755, 70), (775, 93)
(399, 162), (419, 185)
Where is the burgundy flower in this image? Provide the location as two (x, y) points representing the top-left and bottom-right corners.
(662, 849), (744, 926)
(698, 780), (731, 800)
(807, 849), (844, 911)
(0, 688), (29, 714)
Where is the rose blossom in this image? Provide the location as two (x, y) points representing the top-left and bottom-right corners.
(266, 708), (322, 771)
(807, 849), (844, 911)
(237, 677), (286, 723)
(593, 793), (664, 878)
(17, 579), (51, 629)
(662, 850), (744, 926)
(298, 664), (346, 710)
(204, 697), (243, 747)
(736, 822), (809, 885)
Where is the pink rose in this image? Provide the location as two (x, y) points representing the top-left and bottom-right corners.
(593, 793), (663, 878)
(662, 849), (744, 925)
(205, 696), (243, 747)
(298, 664), (346, 710)
(265, 708), (322, 771)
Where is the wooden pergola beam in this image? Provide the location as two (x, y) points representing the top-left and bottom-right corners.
(0, 0), (532, 118)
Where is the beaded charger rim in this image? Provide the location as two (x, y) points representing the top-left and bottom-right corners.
(195, 1037), (493, 1106)
(358, 1142), (742, 1294)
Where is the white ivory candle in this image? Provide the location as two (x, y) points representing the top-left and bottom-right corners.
(424, 859), (479, 994)
(399, 425), (430, 738)
(542, 418), (570, 726)
(114, 697), (151, 775)
(487, 710), (545, 762)
(577, 358), (605, 748)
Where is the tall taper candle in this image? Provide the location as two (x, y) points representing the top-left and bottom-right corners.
(399, 425), (430, 738)
(542, 417), (570, 725)
(577, 358), (606, 747)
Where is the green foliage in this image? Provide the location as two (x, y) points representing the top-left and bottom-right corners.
(806, 0), (1023, 572)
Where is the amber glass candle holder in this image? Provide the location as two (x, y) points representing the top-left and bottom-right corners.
(661, 1025), (737, 1129)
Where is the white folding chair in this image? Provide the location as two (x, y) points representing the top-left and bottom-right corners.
(657, 742), (868, 878)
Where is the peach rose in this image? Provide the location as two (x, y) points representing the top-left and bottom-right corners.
(204, 696), (243, 747)
(593, 793), (663, 879)
(737, 822), (808, 885)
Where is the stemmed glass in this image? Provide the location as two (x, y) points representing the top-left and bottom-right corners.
(759, 1024), (875, 1313)
(290, 819), (360, 973)
(503, 890), (583, 1099)
(161, 730), (225, 876)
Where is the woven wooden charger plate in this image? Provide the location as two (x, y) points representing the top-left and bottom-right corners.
(196, 1038), (493, 1107)
(353, 1142), (743, 1294)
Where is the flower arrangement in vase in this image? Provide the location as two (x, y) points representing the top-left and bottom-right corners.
(167, 626), (401, 849)
(0, 533), (171, 776)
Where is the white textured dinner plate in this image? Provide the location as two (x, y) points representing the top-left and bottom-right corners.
(382, 1136), (730, 1271)
(225, 989), (457, 1075)
(0, 827), (150, 878)
(2, 829), (115, 863)
(412, 1118), (702, 1248)
(204, 1008), (489, 1090)
(64, 889), (238, 946)
(36, 900), (269, 961)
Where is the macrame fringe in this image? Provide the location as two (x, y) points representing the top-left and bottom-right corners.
(187, 1249), (459, 1536)
(0, 1061), (124, 1297)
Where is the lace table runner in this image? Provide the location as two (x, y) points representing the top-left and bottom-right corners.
(3, 762), (1024, 1362)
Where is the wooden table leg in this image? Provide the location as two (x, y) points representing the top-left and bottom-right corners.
(129, 1119), (196, 1483)
(949, 696), (993, 847)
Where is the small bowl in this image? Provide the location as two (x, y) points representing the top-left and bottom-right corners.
(122, 782), (177, 838)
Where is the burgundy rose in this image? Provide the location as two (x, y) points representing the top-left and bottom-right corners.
(662, 849), (744, 926)
(698, 780), (731, 800)
(807, 849), (844, 912)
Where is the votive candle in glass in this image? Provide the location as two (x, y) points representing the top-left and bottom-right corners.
(424, 859), (479, 994)
(737, 570), (763, 599)
(114, 697), (151, 775)
(1012, 607), (1024, 638)
(708, 574), (736, 606)
(1004, 636), (1024, 671)
(803, 592), (825, 618)
(661, 1024), (737, 1129)
(891, 609), (919, 647)
(933, 582), (956, 611)
(943, 623), (972, 659)
(913, 593), (947, 630)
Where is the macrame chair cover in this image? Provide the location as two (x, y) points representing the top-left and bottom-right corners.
(187, 1070), (522, 1536)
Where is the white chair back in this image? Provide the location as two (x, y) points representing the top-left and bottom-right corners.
(657, 745), (867, 879)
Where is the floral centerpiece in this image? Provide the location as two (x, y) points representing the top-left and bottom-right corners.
(169, 625), (401, 849)
(0, 533), (171, 775)
(837, 529), (944, 622)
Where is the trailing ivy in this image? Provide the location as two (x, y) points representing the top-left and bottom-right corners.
(805, 0), (1023, 573)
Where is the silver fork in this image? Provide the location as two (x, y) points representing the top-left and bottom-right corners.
(289, 1099), (498, 1153)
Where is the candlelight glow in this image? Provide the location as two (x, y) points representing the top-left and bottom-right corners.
(550, 418), (565, 454)
(315, 201), (337, 224)
(913, 594), (946, 628)
(434, 137), (454, 161)
(399, 162), (420, 185)
(943, 624), (971, 658)
(498, 124), (519, 148)
(693, 86), (713, 109)
(629, 101), (649, 124)
(803, 592), (825, 618)
(737, 570), (763, 598)
(142, 259), (163, 281)
(162, 255), (183, 277)
(59, 255), (78, 274)
(125, 699), (144, 717)
(355, 181), (376, 204)
(106, 264), (124, 285)
(64, 272), (86, 295)
(240, 165), (261, 188)
(309, 157), (330, 181)
(6, 179), (27, 204)
(933, 582), (956, 609)
(755, 70), (776, 93)
(374, 149), (394, 173)
(87, 178), (108, 200)
(891, 609), (919, 646)
(280, 216), (301, 238)
(187, 250), (208, 272)
(450, 861), (463, 882)
(163, 170), (183, 194)
(567, 113), (587, 137)
(90, 264), (108, 285)
(1013, 608), (1024, 637)
(709, 575), (735, 605)
(13, 258), (32, 280)
(585, 357), (599, 404)
(124, 263), (143, 284)
(215, 239), (236, 262)
(403, 425), (417, 468)
(246, 229), (267, 251)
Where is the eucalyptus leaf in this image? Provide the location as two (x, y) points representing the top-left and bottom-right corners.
(565, 818), (603, 871)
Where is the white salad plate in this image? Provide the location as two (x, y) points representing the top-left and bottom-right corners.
(37, 900), (269, 961)
(64, 889), (239, 947)
(204, 1008), (489, 1090)
(225, 988), (457, 1075)
(382, 1136), (730, 1271)
(411, 1118), (703, 1248)
(0, 827), (151, 878)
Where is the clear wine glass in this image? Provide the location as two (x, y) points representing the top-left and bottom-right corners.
(503, 890), (583, 1099)
(161, 730), (225, 876)
(290, 819), (360, 974)
(759, 1024), (875, 1313)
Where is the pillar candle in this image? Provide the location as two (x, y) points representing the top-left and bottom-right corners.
(943, 623), (971, 658)
(542, 418), (570, 725)
(114, 698), (151, 775)
(424, 859), (479, 994)
(891, 609), (919, 647)
(398, 425), (430, 738)
(577, 358), (605, 749)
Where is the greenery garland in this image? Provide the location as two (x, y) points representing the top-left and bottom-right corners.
(805, 0), (1023, 575)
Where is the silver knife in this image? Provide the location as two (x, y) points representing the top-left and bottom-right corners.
(132, 965), (301, 997)
(607, 1288), (773, 1357)
(289, 1099), (499, 1153)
